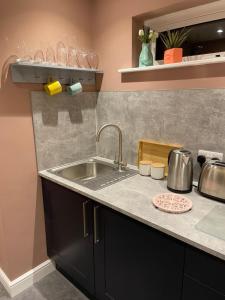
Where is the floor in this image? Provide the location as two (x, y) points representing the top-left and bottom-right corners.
(0, 271), (89, 300)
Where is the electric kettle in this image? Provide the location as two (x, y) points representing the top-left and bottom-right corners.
(167, 149), (193, 193)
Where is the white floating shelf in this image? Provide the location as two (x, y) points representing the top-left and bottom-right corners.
(11, 62), (103, 85)
(118, 57), (225, 74)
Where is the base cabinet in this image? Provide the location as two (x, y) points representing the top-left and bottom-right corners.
(94, 206), (184, 300)
(182, 247), (225, 299)
(182, 276), (224, 300)
(42, 179), (225, 300)
(42, 179), (95, 295)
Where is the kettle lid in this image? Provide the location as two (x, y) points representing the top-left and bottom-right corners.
(173, 149), (192, 156)
(169, 149), (192, 165)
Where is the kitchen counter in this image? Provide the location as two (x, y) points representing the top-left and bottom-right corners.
(39, 157), (225, 261)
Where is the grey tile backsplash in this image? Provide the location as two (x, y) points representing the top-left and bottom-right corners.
(96, 90), (225, 177)
(31, 89), (225, 176)
(31, 92), (97, 170)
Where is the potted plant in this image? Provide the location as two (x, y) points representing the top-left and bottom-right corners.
(138, 26), (158, 67)
(160, 28), (191, 64)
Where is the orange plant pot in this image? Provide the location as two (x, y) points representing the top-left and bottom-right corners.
(164, 48), (183, 64)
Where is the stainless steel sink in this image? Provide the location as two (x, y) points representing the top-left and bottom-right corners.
(49, 159), (137, 191)
(52, 161), (116, 181)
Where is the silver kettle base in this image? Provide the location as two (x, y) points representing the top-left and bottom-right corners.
(167, 186), (192, 194)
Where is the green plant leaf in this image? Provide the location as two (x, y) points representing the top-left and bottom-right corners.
(168, 31), (173, 47)
(173, 31), (179, 48)
(160, 27), (191, 49)
(160, 33), (170, 49)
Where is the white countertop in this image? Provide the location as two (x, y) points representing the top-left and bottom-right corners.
(39, 157), (225, 261)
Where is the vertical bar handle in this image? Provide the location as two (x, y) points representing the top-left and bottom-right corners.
(94, 206), (100, 244)
(82, 201), (89, 238)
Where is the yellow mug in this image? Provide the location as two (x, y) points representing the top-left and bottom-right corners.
(44, 80), (62, 96)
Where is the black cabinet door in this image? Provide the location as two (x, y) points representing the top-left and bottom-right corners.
(94, 206), (185, 300)
(42, 179), (95, 295)
(182, 275), (225, 300)
(184, 247), (225, 296)
(183, 247), (225, 300)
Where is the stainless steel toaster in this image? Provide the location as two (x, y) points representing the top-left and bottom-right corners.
(198, 160), (225, 202)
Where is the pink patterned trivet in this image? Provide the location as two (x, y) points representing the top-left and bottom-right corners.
(152, 193), (192, 214)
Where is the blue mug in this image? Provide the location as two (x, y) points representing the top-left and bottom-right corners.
(67, 82), (82, 96)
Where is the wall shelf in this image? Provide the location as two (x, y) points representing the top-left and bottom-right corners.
(118, 57), (225, 74)
(11, 62), (103, 85)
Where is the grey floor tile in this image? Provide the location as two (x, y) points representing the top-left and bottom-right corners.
(0, 271), (89, 300)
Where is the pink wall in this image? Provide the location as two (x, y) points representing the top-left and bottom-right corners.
(93, 0), (225, 91)
(0, 0), (93, 280)
(0, 0), (223, 281)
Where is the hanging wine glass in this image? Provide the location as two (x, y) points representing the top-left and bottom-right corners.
(46, 47), (56, 65)
(20, 55), (33, 64)
(67, 47), (78, 67)
(34, 50), (45, 64)
(15, 40), (26, 62)
(16, 40), (34, 63)
(76, 50), (90, 69)
(87, 51), (99, 69)
(56, 41), (67, 66)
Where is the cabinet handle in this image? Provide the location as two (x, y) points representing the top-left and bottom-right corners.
(94, 206), (100, 244)
(82, 201), (89, 238)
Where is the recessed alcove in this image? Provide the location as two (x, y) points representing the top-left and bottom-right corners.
(128, 0), (225, 82)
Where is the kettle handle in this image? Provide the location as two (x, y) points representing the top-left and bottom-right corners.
(168, 150), (173, 165)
